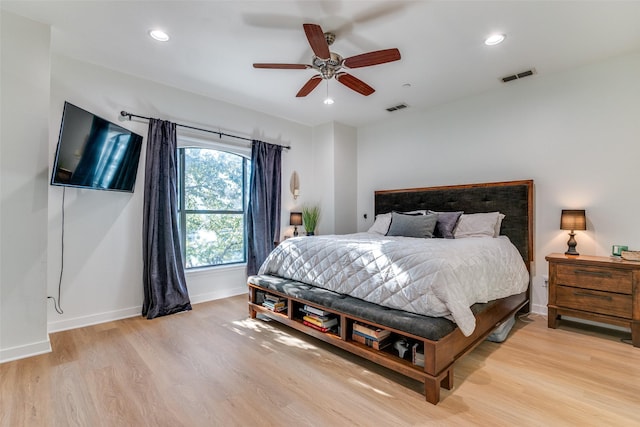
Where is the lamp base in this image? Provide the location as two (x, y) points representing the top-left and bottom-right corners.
(293, 226), (298, 237)
(565, 231), (579, 256)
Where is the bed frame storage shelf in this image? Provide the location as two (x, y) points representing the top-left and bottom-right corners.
(248, 279), (528, 404)
(248, 282), (457, 403)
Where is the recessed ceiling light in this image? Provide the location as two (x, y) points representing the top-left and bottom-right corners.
(149, 29), (170, 42)
(484, 34), (505, 46)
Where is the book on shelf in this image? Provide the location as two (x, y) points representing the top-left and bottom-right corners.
(262, 300), (286, 312)
(264, 294), (286, 303)
(298, 308), (332, 322)
(303, 304), (331, 317)
(351, 331), (392, 350)
(303, 315), (338, 329)
(262, 300), (285, 308)
(303, 320), (335, 333)
(412, 343), (424, 367)
(353, 322), (391, 340)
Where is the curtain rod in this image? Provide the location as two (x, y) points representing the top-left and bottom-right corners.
(120, 111), (291, 150)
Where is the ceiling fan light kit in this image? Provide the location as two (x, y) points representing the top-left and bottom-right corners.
(253, 23), (401, 99)
(323, 80), (334, 105)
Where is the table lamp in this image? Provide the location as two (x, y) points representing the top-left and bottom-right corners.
(290, 212), (302, 237)
(560, 209), (586, 255)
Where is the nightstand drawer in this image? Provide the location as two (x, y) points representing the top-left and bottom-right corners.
(556, 285), (632, 319)
(556, 264), (632, 294)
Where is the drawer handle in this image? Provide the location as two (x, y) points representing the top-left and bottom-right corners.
(573, 269), (612, 278)
(573, 291), (612, 301)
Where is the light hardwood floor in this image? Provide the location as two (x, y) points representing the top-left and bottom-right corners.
(1, 295), (639, 426)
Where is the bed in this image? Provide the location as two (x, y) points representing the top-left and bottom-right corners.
(247, 180), (533, 403)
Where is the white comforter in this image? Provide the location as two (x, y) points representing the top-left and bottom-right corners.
(258, 233), (529, 336)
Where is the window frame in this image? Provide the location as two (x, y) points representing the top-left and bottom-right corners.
(176, 135), (251, 270)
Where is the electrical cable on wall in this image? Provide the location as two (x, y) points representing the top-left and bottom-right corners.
(48, 187), (65, 314)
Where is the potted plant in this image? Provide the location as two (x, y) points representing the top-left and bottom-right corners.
(302, 205), (320, 236)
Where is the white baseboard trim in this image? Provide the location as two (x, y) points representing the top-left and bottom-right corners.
(0, 338), (52, 364)
(47, 288), (247, 334)
(48, 306), (142, 333)
(189, 286), (246, 305)
(530, 303), (547, 316)
(7, 289), (246, 364)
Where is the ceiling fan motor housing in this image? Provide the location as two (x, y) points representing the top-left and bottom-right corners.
(312, 52), (343, 79)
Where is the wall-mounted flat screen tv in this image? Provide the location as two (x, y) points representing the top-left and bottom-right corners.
(51, 102), (143, 192)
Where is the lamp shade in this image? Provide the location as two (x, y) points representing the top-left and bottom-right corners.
(290, 212), (303, 226)
(560, 209), (586, 231)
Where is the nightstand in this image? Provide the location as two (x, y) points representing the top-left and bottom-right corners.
(546, 253), (639, 347)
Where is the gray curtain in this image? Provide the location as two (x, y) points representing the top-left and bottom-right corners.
(142, 119), (192, 319)
(246, 140), (282, 275)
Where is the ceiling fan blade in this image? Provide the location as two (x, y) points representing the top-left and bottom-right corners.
(343, 48), (401, 68)
(296, 75), (323, 97)
(253, 63), (310, 69)
(335, 73), (375, 96)
(303, 23), (330, 60)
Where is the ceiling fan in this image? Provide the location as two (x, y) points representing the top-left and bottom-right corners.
(253, 23), (401, 98)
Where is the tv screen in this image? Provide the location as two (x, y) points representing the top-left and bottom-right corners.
(51, 102), (143, 192)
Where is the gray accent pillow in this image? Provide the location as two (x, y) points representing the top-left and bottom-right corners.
(428, 210), (463, 239)
(386, 212), (438, 238)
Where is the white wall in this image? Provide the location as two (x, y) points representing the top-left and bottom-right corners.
(310, 123), (334, 235)
(357, 52), (640, 315)
(308, 122), (358, 236)
(0, 12), (51, 362)
(333, 122), (357, 235)
(46, 55), (314, 332)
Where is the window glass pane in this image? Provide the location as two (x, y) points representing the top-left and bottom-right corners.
(184, 148), (243, 211)
(185, 213), (245, 268)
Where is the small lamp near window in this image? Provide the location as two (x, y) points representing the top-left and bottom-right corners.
(290, 212), (303, 237)
(560, 209), (586, 256)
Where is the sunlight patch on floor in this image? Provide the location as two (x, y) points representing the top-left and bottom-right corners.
(348, 377), (394, 397)
(231, 318), (319, 350)
(273, 334), (318, 350)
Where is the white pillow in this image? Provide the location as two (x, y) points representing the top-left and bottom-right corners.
(494, 213), (506, 237)
(368, 213), (392, 235)
(454, 212), (504, 238)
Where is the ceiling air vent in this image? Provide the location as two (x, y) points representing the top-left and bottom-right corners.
(386, 103), (408, 112)
(501, 68), (536, 83)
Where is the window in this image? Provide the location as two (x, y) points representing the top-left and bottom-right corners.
(177, 147), (250, 269)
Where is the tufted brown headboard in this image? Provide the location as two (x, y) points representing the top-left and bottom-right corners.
(374, 180), (534, 269)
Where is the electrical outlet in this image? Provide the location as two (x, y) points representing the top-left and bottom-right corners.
(542, 275), (549, 288)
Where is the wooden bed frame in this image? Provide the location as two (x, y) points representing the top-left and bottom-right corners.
(248, 179), (533, 404)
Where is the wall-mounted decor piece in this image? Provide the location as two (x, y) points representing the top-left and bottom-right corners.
(290, 171), (300, 199)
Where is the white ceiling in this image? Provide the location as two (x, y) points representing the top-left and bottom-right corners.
(3, 1), (640, 127)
